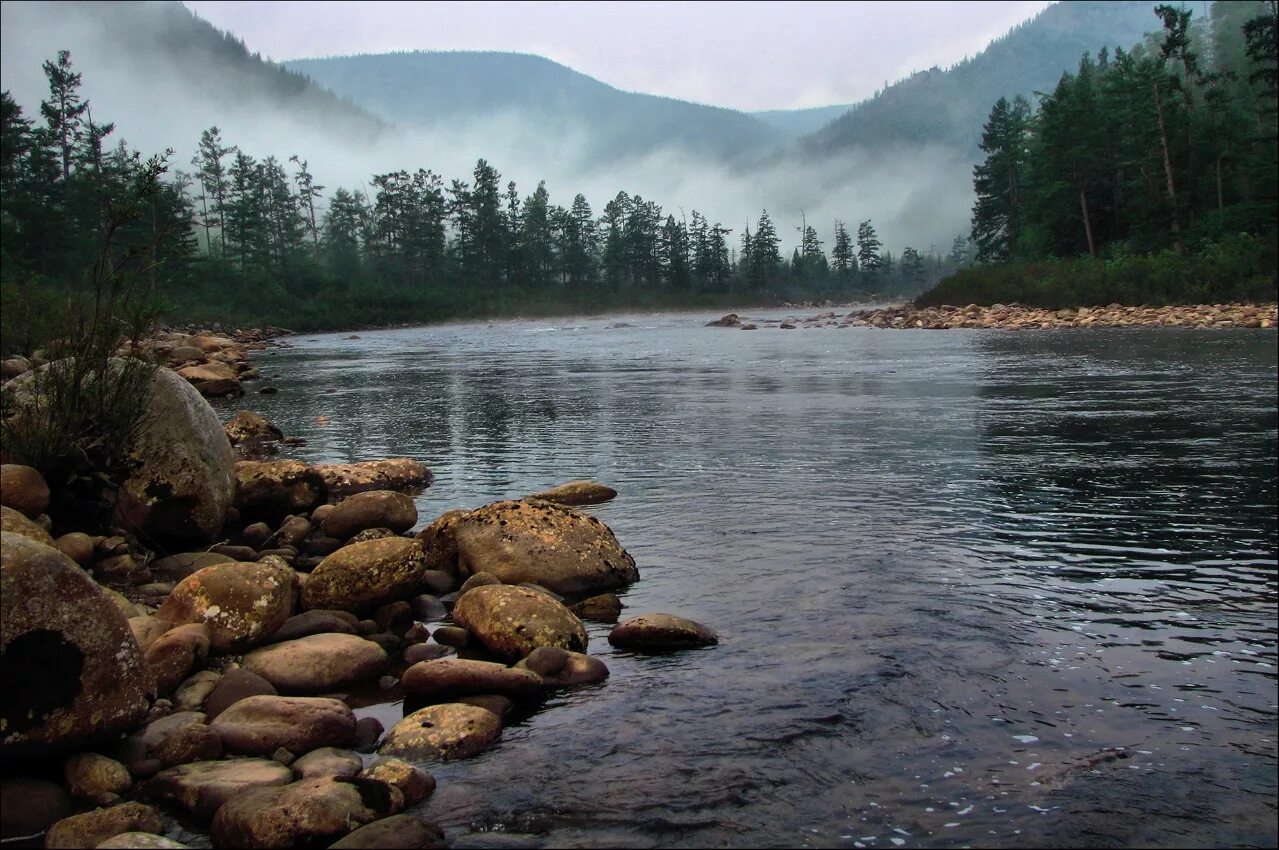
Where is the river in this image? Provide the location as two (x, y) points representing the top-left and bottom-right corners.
(237, 310), (1278, 849)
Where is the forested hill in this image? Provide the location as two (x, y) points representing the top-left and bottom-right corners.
(800, 0), (1159, 158)
(285, 51), (785, 164)
(752, 104), (856, 138)
(0, 0), (388, 145)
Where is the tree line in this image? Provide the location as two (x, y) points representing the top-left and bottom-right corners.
(927, 1), (1277, 308)
(1, 53), (969, 337)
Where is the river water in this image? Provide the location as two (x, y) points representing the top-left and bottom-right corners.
(240, 311), (1277, 849)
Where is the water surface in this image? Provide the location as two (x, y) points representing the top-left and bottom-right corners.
(241, 312), (1277, 848)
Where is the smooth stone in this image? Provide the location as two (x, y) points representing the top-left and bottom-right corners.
(204, 668), (277, 720)
(374, 600), (413, 635)
(452, 500), (638, 594)
(264, 610), (359, 644)
(359, 759), (435, 806)
(64, 753), (132, 805)
(118, 712), (222, 773)
(233, 460), (328, 525)
(243, 633), (388, 693)
(419, 571), (455, 596)
(140, 758), (294, 823)
(608, 613), (718, 650)
(456, 694), (515, 721)
(353, 717), (384, 753)
(291, 746), (363, 779)
(1, 504), (54, 545)
(401, 658), (543, 702)
(145, 624), (211, 695)
(210, 775), (403, 849)
(44, 802), (164, 850)
(378, 703), (502, 762)
(148, 551), (234, 583)
(452, 584), (587, 659)
(328, 814), (448, 849)
(95, 832), (190, 848)
(0, 777), (71, 840)
(515, 647), (609, 687)
(0, 464), (51, 518)
(54, 532), (95, 566)
(210, 695), (356, 756)
(172, 671), (222, 713)
(322, 490), (417, 540)
(404, 643), (457, 664)
(410, 594), (448, 620)
(569, 593), (623, 624)
(313, 459), (432, 497)
(429, 626), (470, 649)
(412, 510), (469, 575)
(154, 559), (297, 652)
(525, 480), (617, 506)
(302, 537), (426, 616)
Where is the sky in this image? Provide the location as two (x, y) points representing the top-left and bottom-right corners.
(182, 0), (1053, 112)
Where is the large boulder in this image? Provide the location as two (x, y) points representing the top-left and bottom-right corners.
(321, 490), (417, 540)
(0, 533), (153, 761)
(176, 363), (242, 398)
(413, 509), (469, 575)
(378, 703), (501, 762)
(154, 559), (297, 653)
(2, 363), (234, 547)
(0, 504), (54, 546)
(0, 463), (50, 518)
(140, 758), (294, 822)
(301, 537), (426, 615)
(243, 633), (388, 693)
(452, 500), (638, 594)
(233, 460), (327, 525)
(452, 584), (587, 659)
(400, 658), (543, 702)
(314, 459), (433, 497)
(211, 775), (402, 849)
(210, 695), (356, 756)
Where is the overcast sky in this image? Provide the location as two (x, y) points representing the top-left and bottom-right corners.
(183, 0), (1053, 111)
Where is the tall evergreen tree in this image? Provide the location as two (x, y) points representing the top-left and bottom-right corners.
(970, 95), (1030, 262)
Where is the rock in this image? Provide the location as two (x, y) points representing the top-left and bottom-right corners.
(265, 610), (359, 644)
(128, 616), (169, 654)
(211, 695), (356, 756)
(240, 522), (273, 549)
(119, 712), (222, 773)
(291, 747), (362, 779)
(0, 533), (153, 760)
(515, 647), (609, 687)
(570, 593), (623, 623)
(401, 658), (543, 702)
(203, 668), (278, 720)
(44, 802), (164, 850)
(209, 543), (258, 562)
(375, 600), (414, 635)
(353, 717), (384, 753)
(1, 504), (55, 545)
(224, 410), (283, 445)
(243, 633), (388, 693)
(177, 363), (242, 398)
(322, 490), (417, 540)
(608, 614), (718, 650)
(313, 459), (433, 497)
(102, 586), (142, 620)
(64, 753), (132, 805)
(1, 355), (32, 381)
(411, 594), (448, 621)
(452, 584), (587, 659)
(54, 531), (95, 566)
(358, 759), (435, 806)
(429, 626), (470, 649)
(173, 671), (222, 712)
(452, 500), (638, 594)
(526, 480), (617, 506)
(706, 313), (741, 327)
(276, 516), (311, 549)
(413, 510), (469, 575)
(0, 777), (70, 841)
(211, 775), (402, 849)
(456, 694), (515, 720)
(366, 632), (401, 655)
(145, 624), (211, 695)
(378, 703), (502, 762)
(140, 758), (294, 822)
(233, 460), (328, 525)
(96, 832), (190, 848)
(404, 644), (456, 664)
(168, 345), (205, 363)
(304, 535), (343, 557)
(154, 559), (297, 653)
(329, 814), (448, 849)
(347, 527), (398, 544)
(148, 552), (234, 583)
(93, 552), (148, 585)
(302, 537), (426, 615)
(458, 571), (502, 594)
(0, 464), (50, 518)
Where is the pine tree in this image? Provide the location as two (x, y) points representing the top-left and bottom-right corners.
(40, 50), (88, 181)
(856, 219), (883, 276)
(831, 220), (855, 278)
(970, 95), (1030, 262)
(749, 210), (781, 288)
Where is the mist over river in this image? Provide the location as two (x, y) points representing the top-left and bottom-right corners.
(233, 311), (1277, 849)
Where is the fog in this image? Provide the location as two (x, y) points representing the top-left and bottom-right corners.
(0, 1), (975, 255)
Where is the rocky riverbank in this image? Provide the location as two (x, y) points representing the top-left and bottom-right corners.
(707, 302), (1279, 330)
(0, 333), (716, 848)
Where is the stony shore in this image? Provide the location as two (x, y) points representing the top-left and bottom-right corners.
(0, 332), (716, 849)
(707, 302), (1279, 330)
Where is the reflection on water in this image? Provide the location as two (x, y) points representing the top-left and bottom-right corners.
(235, 315), (1277, 848)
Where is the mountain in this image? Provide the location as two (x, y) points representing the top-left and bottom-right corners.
(752, 104), (855, 139)
(798, 0), (1162, 158)
(284, 51), (785, 164)
(0, 1), (388, 155)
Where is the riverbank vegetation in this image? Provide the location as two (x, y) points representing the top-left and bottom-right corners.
(918, 1), (1278, 308)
